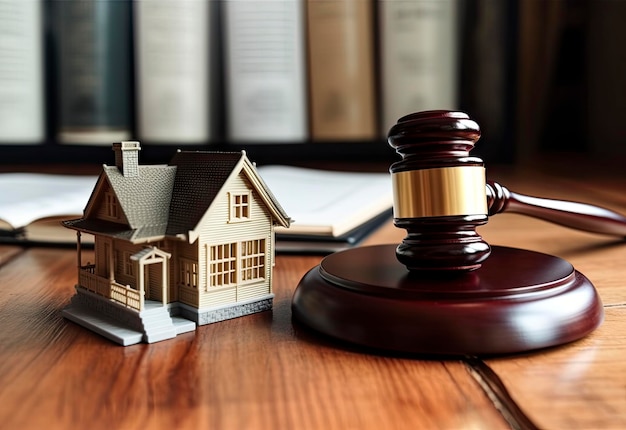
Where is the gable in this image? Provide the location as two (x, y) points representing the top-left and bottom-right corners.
(173, 151), (290, 242)
(73, 164), (177, 243)
(193, 169), (266, 234)
(239, 160), (290, 227)
(103, 165), (176, 229)
(87, 178), (130, 225)
(166, 151), (246, 236)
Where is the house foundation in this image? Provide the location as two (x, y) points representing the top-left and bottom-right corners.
(178, 294), (274, 325)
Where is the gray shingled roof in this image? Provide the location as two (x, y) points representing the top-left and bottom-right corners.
(64, 150), (289, 244)
(103, 164), (177, 230)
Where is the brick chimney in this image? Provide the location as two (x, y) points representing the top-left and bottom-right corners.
(112, 141), (141, 177)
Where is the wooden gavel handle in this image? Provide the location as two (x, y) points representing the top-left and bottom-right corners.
(486, 180), (626, 237)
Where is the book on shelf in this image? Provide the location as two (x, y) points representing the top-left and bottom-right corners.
(586, 0), (626, 156)
(0, 0), (45, 144)
(459, 0), (518, 163)
(378, 0), (460, 134)
(306, 0), (378, 141)
(51, 0), (133, 145)
(0, 166), (392, 252)
(222, 0), (308, 143)
(134, 0), (215, 144)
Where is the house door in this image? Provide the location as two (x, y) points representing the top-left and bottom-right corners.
(145, 263), (162, 302)
(131, 246), (172, 307)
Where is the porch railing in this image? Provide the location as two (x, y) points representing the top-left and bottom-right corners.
(110, 283), (142, 310)
(78, 266), (144, 311)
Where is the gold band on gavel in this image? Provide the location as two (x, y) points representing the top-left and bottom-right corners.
(392, 166), (488, 218)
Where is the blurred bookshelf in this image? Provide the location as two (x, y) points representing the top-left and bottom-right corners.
(1, 0), (624, 167)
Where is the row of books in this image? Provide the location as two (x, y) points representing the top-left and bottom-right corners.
(0, 0), (460, 146)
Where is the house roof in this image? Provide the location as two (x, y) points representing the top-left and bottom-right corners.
(103, 164), (177, 230)
(166, 151), (244, 235)
(64, 149), (290, 243)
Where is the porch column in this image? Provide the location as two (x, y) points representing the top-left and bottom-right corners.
(108, 243), (114, 281)
(138, 260), (145, 311)
(76, 231), (82, 269)
(162, 257), (167, 306)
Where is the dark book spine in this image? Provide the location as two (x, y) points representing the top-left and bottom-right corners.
(52, 0), (133, 145)
(458, 0), (518, 163)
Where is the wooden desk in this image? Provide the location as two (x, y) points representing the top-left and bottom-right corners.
(1, 164), (625, 429)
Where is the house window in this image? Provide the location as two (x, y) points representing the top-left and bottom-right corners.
(180, 258), (199, 289)
(240, 239), (265, 283)
(114, 250), (133, 277)
(230, 192), (250, 222)
(123, 251), (134, 276)
(209, 243), (236, 287)
(105, 190), (119, 220)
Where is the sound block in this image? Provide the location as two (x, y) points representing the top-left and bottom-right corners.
(292, 245), (604, 356)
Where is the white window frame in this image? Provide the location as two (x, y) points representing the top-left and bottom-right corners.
(239, 238), (266, 284)
(208, 243), (237, 289)
(123, 251), (134, 276)
(104, 190), (119, 220)
(207, 239), (266, 289)
(229, 191), (251, 222)
(180, 258), (199, 289)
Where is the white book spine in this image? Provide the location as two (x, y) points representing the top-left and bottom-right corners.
(379, 0), (459, 134)
(223, 0), (308, 143)
(0, 0), (44, 144)
(135, 0), (211, 144)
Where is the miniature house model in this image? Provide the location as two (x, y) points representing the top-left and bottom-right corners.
(62, 142), (290, 345)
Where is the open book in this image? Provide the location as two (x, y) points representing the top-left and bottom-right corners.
(257, 166), (392, 252)
(0, 166), (392, 250)
(0, 173), (98, 244)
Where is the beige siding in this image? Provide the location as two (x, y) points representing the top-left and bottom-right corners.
(112, 240), (143, 289)
(171, 240), (199, 306)
(195, 172), (275, 310)
(94, 238), (110, 278)
(178, 285), (199, 307)
(199, 286), (237, 309)
(238, 282), (271, 302)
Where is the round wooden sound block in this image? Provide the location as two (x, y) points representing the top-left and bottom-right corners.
(292, 245), (604, 356)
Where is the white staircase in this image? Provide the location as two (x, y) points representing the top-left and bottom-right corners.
(62, 287), (196, 346)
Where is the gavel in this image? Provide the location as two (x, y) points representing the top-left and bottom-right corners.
(292, 109), (611, 355)
(389, 110), (626, 272)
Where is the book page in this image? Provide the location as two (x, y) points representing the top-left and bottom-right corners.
(257, 166), (392, 237)
(0, 173), (97, 230)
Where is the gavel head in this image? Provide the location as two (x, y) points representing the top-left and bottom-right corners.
(388, 110), (490, 272)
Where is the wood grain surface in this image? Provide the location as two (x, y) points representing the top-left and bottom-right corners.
(0, 247), (508, 430)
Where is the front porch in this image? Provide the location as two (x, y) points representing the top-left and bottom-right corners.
(78, 264), (144, 310)
(76, 244), (172, 312)
(63, 286), (196, 346)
